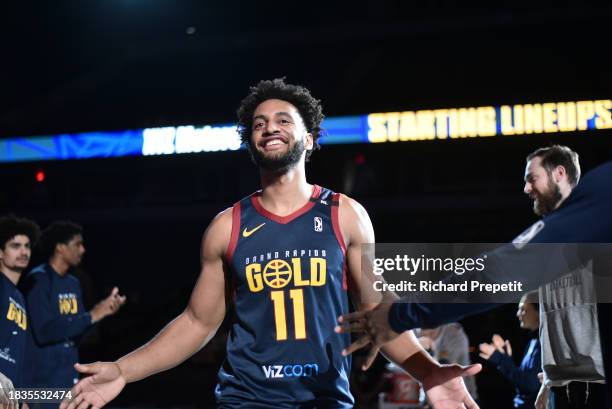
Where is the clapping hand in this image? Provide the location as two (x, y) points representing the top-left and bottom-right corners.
(479, 334), (511, 360)
(90, 287), (127, 323)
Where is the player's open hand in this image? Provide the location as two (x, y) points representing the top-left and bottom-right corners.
(60, 362), (125, 409)
(424, 364), (481, 409)
(335, 302), (401, 369)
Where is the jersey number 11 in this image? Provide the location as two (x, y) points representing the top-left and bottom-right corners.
(270, 289), (306, 341)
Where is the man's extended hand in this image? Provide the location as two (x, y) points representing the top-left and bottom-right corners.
(423, 364), (481, 409)
(60, 362), (126, 409)
(335, 302), (401, 369)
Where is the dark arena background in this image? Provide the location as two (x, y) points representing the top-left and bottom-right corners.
(1, 2), (611, 408)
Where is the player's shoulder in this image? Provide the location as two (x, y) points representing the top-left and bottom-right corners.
(584, 160), (612, 188)
(212, 206), (234, 228)
(335, 193), (374, 244)
(65, 273), (81, 284)
(336, 193), (370, 221)
(570, 160), (612, 202)
(201, 207), (234, 255)
(21, 264), (52, 293)
(26, 264), (50, 281)
(205, 207), (234, 238)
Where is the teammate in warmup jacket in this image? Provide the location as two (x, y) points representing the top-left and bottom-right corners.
(0, 214), (40, 404)
(21, 221), (126, 394)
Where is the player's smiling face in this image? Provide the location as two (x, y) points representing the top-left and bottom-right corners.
(250, 99), (313, 171)
(523, 156), (562, 216)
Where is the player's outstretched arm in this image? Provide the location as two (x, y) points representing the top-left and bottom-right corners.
(335, 195), (481, 409)
(61, 209), (233, 409)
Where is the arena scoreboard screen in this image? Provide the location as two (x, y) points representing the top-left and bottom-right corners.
(1, 99), (610, 163)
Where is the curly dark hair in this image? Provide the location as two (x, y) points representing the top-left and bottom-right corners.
(0, 214), (41, 250)
(237, 78), (324, 160)
(39, 220), (83, 259)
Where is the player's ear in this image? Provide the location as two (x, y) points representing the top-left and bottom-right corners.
(55, 242), (66, 256)
(305, 133), (314, 151)
(555, 165), (567, 183)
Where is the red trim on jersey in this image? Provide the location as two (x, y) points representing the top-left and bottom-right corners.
(225, 202), (241, 265)
(331, 192), (348, 290)
(250, 184), (322, 224)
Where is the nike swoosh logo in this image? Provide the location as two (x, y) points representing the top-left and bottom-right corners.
(242, 223), (266, 238)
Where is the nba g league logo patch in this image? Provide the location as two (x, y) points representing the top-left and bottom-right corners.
(314, 217), (323, 232)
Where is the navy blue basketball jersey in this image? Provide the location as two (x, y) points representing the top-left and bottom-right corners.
(0, 273), (27, 387)
(216, 185), (354, 408)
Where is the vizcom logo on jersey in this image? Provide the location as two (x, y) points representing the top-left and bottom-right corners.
(261, 363), (319, 379)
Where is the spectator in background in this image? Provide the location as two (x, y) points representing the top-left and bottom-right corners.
(21, 220), (126, 395)
(479, 291), (541, 409)
(418, 323), (478, 402)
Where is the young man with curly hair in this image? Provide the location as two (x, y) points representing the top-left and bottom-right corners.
(0, 214), (40, 403)
(63, 79), (480, 409)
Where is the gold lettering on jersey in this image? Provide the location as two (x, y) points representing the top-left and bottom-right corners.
(245, 249), (327, 265)
(246, 257), (328, 293)
(6, 298), (27, 330)
(310, 258), (326, 286)
(58, 293), (78, 315)
(246, 263), (264, 292)
(291, 258), (309, 286)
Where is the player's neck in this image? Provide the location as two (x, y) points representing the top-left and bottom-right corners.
(1, 267), (21, 286)
(49, 256), (70, 276)
(259, 165), (311, 216)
